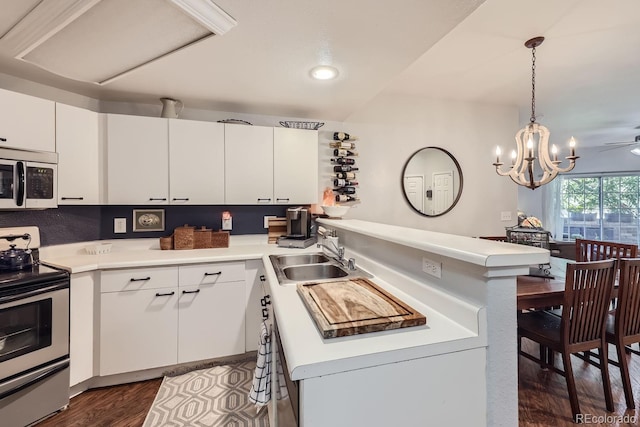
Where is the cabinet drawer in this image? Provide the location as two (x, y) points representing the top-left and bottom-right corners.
(101, 266), (178, 293)
(179, 261), (245, 286)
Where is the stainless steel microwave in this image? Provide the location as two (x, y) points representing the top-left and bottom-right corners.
(0, 148), (57, 209)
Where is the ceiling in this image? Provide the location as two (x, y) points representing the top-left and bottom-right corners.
(0, 0), (639, 148)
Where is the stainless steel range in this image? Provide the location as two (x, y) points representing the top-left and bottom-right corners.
(0, 227), (70, 427)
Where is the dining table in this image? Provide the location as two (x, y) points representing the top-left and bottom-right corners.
(517, 275), (565, 310)
(517, 267), (618, 311)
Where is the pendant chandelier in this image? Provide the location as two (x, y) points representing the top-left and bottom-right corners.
(493, 36), (579, 190)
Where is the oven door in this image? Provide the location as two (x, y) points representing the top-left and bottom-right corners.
(0, 282), (69, 382)
(24, 161), (57, 209)
(0, 160), (20, 209)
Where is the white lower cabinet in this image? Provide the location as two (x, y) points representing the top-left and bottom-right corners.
(70, 272), (96, 387)
(99, 262), (247, 376)
(178, 262), (246, 363)
(100, 286), (179, 376)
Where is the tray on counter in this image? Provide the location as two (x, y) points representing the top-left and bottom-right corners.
(297, 277), (426, 339)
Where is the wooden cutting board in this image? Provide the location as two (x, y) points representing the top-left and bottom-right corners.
(297, 278), (426, 339)
(267, 217), (287, 244)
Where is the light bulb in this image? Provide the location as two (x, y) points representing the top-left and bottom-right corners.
(569, 137), (576, 156)
(551, 144), (558, 161)
(310, 65), (339, 80)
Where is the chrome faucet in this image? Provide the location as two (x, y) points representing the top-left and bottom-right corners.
(317, 232), (357, 270)
(317, 238), (345, 261)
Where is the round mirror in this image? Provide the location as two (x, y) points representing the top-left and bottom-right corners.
(401, 147), (463, 217)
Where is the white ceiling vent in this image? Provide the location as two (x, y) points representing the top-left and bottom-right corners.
(0, 0), (236, 85)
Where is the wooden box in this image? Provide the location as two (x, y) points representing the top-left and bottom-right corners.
(211, 230), (230, 248)
(173, 224), (195, 250)
(194, 226), (213, 249)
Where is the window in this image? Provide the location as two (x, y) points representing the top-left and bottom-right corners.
(560, 174), (640, 245)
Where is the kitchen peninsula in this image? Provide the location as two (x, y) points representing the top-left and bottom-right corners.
(40, 219), (548, 427)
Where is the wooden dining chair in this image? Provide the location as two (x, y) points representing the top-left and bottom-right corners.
(518, 259), (617, 421)
(604, 258), (640, 409)
(575, 238), (638, 262)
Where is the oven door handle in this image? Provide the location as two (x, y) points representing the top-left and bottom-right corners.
(0, 282), (69, 305)
(0, 357), (69, 400)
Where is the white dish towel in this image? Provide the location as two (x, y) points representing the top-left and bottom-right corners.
(248, 321), (272, 408)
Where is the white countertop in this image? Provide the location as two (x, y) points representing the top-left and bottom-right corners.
(317, 218), (550, 267)
(40, 219), (548, 382)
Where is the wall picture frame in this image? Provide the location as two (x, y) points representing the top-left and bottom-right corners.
(133, 209), (165, 232)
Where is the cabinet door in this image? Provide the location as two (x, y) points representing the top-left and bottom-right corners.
(178, 281), (245, 363)
(70, 272), (95, 386)
(0, 88), (55, 152)
(100, 288), (178, 375)
(169, 119), (225, 204)
(106, 114), (169, 204)
(274, 128), (318, 204)
(56, 104), (101, 204)
(224, 124), (273, 204)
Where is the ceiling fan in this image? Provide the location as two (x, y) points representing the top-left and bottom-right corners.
(600, 135), (640, 155)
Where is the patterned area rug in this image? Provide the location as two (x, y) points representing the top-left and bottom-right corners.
(143, 360), (269, 427)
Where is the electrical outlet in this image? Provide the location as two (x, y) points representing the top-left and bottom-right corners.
(222, 218), (232, 231)
(500, 211), (512, 221)
(422, 257), (442, 278)
(114, 218), (126, 234)
(264, 215), (276, 229)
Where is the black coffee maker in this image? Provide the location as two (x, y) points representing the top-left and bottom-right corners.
(278, 207), (314, 248)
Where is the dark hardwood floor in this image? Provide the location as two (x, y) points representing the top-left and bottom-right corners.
(34, 340), (640, 426)
(36, 378), (162, 427)
(519, 339), (640, 426)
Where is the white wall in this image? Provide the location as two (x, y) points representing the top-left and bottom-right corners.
(341, 93), (520, 237)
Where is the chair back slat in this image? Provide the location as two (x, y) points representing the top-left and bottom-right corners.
(575, 239), (638, 262)
(616, 259), (640, 338)
(562, 259), (616, 346)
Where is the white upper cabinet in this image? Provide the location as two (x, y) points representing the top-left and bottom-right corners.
(274, 128), (318, 204)
(0, 88), (55, 152)
(224, 124), (274, 205)
(106, 114), (169, 204)
(56, 103), (101, 204)
(169, 119), (224, 204)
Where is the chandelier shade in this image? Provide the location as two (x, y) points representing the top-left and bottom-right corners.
(493, 36), (578, 190)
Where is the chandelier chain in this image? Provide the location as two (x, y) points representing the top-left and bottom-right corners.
(530, 45), (536, 123)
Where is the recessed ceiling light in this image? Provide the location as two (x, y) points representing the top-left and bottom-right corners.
(310, 65), (338, 80)
(631, 147), (640, 156)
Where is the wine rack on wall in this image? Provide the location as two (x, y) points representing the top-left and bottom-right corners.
(330, 132), (359, 203)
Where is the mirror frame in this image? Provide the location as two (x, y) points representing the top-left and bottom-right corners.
(401, 146), (464, 217)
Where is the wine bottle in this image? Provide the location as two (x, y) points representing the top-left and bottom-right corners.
(333, 132), (358, 141)
(333, 148), (358, 157)
(335, 194), (359, 202)
(330, 157), (356, 165)
(335, 172), (356, 180)
(329, 141), (356, 149)
(333, 186), (357, 194)
(334, 179), (358, 187)
(333, 165), (359, 172)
